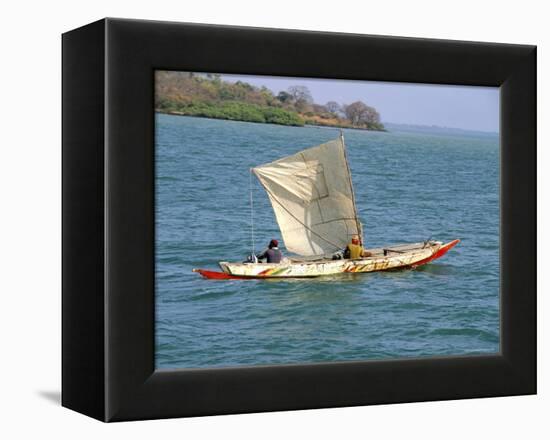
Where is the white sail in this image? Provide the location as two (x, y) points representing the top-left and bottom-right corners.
(252, 135), (362, 257)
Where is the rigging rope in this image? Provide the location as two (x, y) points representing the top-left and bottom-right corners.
(249, 168), (255, 258)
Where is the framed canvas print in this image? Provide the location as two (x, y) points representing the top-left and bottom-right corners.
(62, 18), (536, 422)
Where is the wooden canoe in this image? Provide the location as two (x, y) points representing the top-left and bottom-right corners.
(193, 239), (459, 280)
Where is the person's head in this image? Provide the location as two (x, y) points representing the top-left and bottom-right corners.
(269, 239), (278, 249)
(351, 235), (360, 245)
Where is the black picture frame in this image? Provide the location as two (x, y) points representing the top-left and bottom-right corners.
(62, 18), (536, 422)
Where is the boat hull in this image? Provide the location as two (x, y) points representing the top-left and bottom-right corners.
(194, 240), (459, 279)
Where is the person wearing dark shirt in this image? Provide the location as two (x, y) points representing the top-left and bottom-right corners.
(257, 239), (283, 263)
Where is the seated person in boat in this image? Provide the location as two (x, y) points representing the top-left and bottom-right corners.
(256, 239), (283, 263)
(344, 235), (372, 259)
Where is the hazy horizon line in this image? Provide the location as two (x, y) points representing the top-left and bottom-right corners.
(382, 121), (499, 135)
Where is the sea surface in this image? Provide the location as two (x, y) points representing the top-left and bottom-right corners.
(155, 114), (500, 369)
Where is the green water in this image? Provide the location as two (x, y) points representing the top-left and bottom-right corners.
(155, 114), (499, 369)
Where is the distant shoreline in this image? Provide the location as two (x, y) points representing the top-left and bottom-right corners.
(155, 109), (387, 132)
(157, 111), (500, 138)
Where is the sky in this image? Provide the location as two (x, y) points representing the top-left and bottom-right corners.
(220, 74), (499, 133)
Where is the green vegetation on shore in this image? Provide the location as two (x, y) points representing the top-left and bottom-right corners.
(158, 100), (304, 126)
(155, 72), (385, 131)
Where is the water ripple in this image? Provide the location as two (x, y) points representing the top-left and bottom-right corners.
(155, 114), (500, 369)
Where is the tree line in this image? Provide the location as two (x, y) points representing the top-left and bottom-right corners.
(276, 85), (381, 127)
(155, 72), (385, 131)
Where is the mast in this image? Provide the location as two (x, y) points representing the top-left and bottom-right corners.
(340, 130), (364, 244)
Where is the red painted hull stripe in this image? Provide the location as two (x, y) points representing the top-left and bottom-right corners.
(193, 269), (246, 280)
(411, 239), (460, 268)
